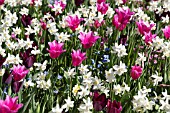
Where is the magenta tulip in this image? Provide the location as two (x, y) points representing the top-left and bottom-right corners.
(12, 64), (29, 82)
(97, 2), (109, 14)
(130, 65), (143, 80)
(71, 49), (86, 66)
(65, 15), (83, 31)
(97, 0), (106, 4)
(162, 25), (170, 39)
(107, 99), (122, 113)
(47, 40), (66, 59)
(0, 95), (23, 113)
(136, 20), (155, 35)
(144, 32), (156, 45)
(78, 31), (100, 49)
(0, 0), (4, 5)
(112, 7), (134, 31)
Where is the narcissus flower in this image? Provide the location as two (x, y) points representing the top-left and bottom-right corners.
(130, 65), (143, 80)
(162, 25), (170, 39)
(136, 20), (155, 35)
(78, 31), (100, 49)
(65, 15), (83, 31)
(12, 64), (29, 82)
(93, 91), (107, 111)
(47, 40), (66, 59)
(0, 95), (23, 113)
(71, 49), (86, 66)
(112, 7), (134, 31)
(107, 99), (122, 113)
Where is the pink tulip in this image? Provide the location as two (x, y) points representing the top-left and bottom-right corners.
(97, 0), (106, 4)
(130, 65), (143, 80)
(144, 32), (156, 45)
(40, 19), (47, 30)
(0, 95), (23, 113)
(97, 2), (109, 14)
(162, 25), (170, 39)
(65, 15), (83, 31)
(71, 49), (86, 66)
(107, 99), (122, 113)
(12, 64), (29, 82)
(112, 7), (134, 31)
(0, 0), (4, 5)
(136, 20), (155, 35)
(94, 20), (105, 28)
(78, 31), (100, 49)
(47, 40), (66, 59)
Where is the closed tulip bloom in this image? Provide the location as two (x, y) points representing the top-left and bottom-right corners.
(74, 0), (84, 6)
(144, 32), (156, 45)
(162, 26), (170, 39)
(0, 0), (4, 5)
(97, 2), (109, 14)
(0, 95), (23, 113)
(136, 20), (155, 35)
(78, 31), (100, 49)
(65, 15), (83, 31)
(97, 0), (106, 4)
(12, 64), (29, 82)
(93, 91), (107, 111)
(107, 99), (122, 113)
(71, 49), (86, 66)
(130, 65), (143, 80)
(112, 7), (134, 31)
(47, 40), (66, 59)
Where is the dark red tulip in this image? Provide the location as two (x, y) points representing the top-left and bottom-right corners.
(107, 100), (122, 113)
(0, 55), (6, 68)
(93, 91), (107, 111)
(2, 70), (12, 84)
(12, 81), (23, 93)
(0, 0), (4, 5)
(20, 49), (36, 68)
(21, 14), (32, 27)
(119, 35), (127, 45)
(75, 0), (84, 6)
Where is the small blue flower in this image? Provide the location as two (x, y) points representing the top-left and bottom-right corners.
(53, 90), (58, 94)
(102, 55), (110, 63)
(57, 74), (63, 79)
(44, 71), (48, 75)
(91, 59), (95, 65)
(105, 48), (110, 51)
(97, 64), (101, 68)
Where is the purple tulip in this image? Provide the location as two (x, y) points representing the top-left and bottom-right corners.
(20, 49), (36, 68)
(0, 55), (6, 68)
(21, 14), (32, 27)
(75, 0), (84, 6)
(93, 91), (107, 111)
(2, 70), (12, 84)
(12, 81), (23, 93)
(107, 99), (122, 113)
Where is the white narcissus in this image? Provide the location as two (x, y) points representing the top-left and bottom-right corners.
(62, 97), (74, 112)
(113, 61), (127, 76)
